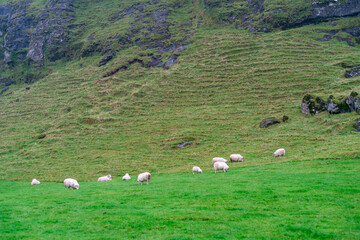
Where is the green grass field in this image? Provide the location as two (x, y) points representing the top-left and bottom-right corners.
(1, 1), (360, 238)
(1, 158), (359, 239)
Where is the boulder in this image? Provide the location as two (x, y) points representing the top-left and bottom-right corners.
(301, 94), (326, 115)
(356, 98), (360, 115)
(345, 66), (360, 78)
(176, 141), (192, 148)
(354, 119), (360, 132)
(326, 95), (351, 114)
(345, 91), (360, 112)
(260, 118), (280, 128)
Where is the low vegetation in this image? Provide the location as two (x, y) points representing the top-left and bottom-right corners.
(0, 0), (359, 238)
(1, 158), (359, 239)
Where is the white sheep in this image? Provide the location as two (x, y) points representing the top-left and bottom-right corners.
(31, 179), (40, 185)
(230, 154), (244, 162)
(192, 166), (203, 174)
(274, 148), (285, 157)
(122, 173), (131, 181)
(98, 175), (112, 182)
(212, 157), (228, 165)
(214, 162), (230, 173)
(64, 178), (79, 190)
(137, 172), (151, 185)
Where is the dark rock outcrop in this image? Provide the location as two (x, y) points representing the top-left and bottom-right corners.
(103, 67), (122, 78)
(2, 0), (33, 54)
(207, 0), (360, 32)
(26, 0), (75, 63)
(164, 54), (178, 69)
(335, 36), (354, 47)
(301, 94), (327, 115)
(260, 117), (280, 128)
(345, 91), (360, 112)
(0, 0), (75, 65)
(354, 118), (360, 132)
(311, 0), (360, 19)
(98, 53), (114, 67)
(302, 92), (360, 115)
(326, 95), (351, 114)
(37, 133), (46, 139)
(317, 27), (360, 46)
(146, 57), (163, 68)
(0, 86), (9, 95)
(345, 66), (360, 78)
(342, 26), (360, 37)
(110, 2), (192, 68)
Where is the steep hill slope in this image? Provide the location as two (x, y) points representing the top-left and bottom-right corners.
(1, 17), (360, 180)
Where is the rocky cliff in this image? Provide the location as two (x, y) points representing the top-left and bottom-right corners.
(0, 0), (359, 86)
(205, 0), (360, 31)
(0, 0), (74, 67)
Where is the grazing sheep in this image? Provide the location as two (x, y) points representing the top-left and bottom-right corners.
(137, 172), (151, 185)
(214, 162), (230, 173)
(98, 175), (112, 182)
(64, 178), (79, 190)
(192, 166), (203, 174)
(122, 173), (131, 181)
(274, 148), (286, 157)
(31, 179), (40, 185)
(230, 154), (244, 162)
(212, 157), (228, 166)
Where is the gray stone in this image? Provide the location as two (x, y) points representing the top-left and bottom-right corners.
(2, 0), (33, 52)
(345, 91), (359, 112)
(176, 141), (192, 148)
(0, 86), (9, 95)
(355, 98), (360, 114)
(26, 0), (75, 63)
(3, 51), (10, 63)
(164, 55), (178, 69)
(146, 57), (163, 68)
(345, 66), (360, 78)
(98, 53), (114, 67)
(354, 118), (360, 132)
(260, 117), (280, 128)
(301, 94), (326, 115)
(311, 0), (360, 19)
(326, 95), (351, 114)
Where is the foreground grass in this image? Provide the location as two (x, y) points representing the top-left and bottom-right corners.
(1, 158), (359, 239)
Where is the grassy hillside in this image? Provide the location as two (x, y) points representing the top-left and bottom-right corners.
(0, 18), (359, 181)
(1, 158), (359, 239)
